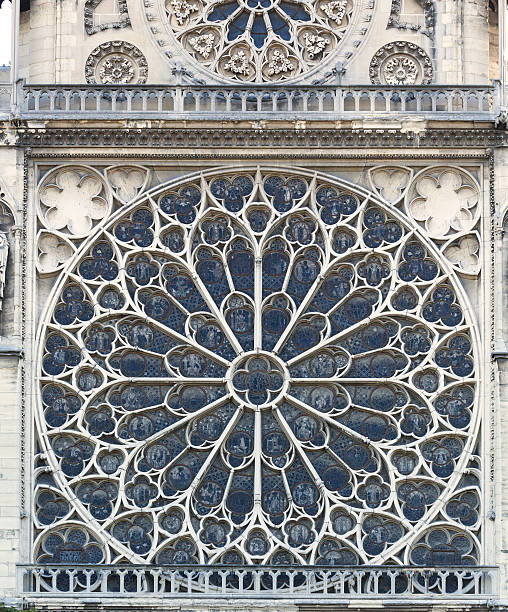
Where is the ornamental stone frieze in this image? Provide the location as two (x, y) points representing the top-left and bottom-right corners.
(15, 127), (504, 150)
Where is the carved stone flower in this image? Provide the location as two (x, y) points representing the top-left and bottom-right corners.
(267, 49), (295, 76)
(383, 55), (418, 85)
(409, 170), (478, 237)
(303, 33), (330, 59)
(40, 169), (109, 236)
(189, 33), (215, 59)
(224, 50), (251, 75)
(168, 0), (198, 25)
(319, 0), (347, 24)
(99, 55), (136, 84)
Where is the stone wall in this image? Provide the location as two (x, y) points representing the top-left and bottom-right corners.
(15, 0), (494, 85)
(0, 148), (24, 598)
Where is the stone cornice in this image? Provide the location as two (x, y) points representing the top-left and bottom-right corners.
(9, 126), (505, 149)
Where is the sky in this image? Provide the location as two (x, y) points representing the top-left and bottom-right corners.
(0, 2), (11, 66)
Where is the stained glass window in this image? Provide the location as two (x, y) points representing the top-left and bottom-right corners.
(161, 0), (355, 82)
(34, 168), (481, 568)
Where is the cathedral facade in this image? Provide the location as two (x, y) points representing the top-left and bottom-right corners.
(0, 0), (507, 610)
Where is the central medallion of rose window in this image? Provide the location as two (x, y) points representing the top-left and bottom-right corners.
(229, 353), (286, 406)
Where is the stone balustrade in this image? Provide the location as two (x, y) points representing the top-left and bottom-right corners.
(18, 565), (498, 600)
(17, 84), (497, 121)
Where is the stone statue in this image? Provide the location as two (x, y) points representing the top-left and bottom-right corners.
(0, 231), (9, 309)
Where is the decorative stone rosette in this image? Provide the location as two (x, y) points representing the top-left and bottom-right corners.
(85, 41), (148, 84)
(369, 41), (433, 86)
(156, 0), (356, 82)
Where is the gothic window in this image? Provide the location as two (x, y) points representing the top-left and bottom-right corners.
(34, 167), (480, 569)
(147, 0), (369, 82)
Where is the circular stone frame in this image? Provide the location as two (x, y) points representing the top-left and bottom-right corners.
(369, 41), (433, 86)
(34, 165), (481, 568)
(143, 0), (375, 84)
(85, 41), (149, 85)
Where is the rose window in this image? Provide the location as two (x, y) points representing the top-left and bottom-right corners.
(159, 0), (355, 81)
(34, 167), (480, 569)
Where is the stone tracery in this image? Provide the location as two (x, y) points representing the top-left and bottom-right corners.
(158, 0), (355, 81)
(34, 167), (480, 569)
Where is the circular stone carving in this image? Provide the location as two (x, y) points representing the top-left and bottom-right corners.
(406, 166), (479, 238)
(369, 41), (433, 85)
(229, 352), (287, 406)
(34, 167), (480, 568)
(85, 41), (148, 84)
(37, 165), (112, 238)
(145, 0), (374, 83)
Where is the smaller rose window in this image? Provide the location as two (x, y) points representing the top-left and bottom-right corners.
(163, 0), (355, 81)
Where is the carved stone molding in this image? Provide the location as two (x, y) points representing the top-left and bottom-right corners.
(84, 0), (131, 35)
(85, 41), (148, 84)
(14, 127), (503, 150)
(369, 41), (433, 85)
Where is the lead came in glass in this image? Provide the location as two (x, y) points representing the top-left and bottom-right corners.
(35, 169), (480, 569)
